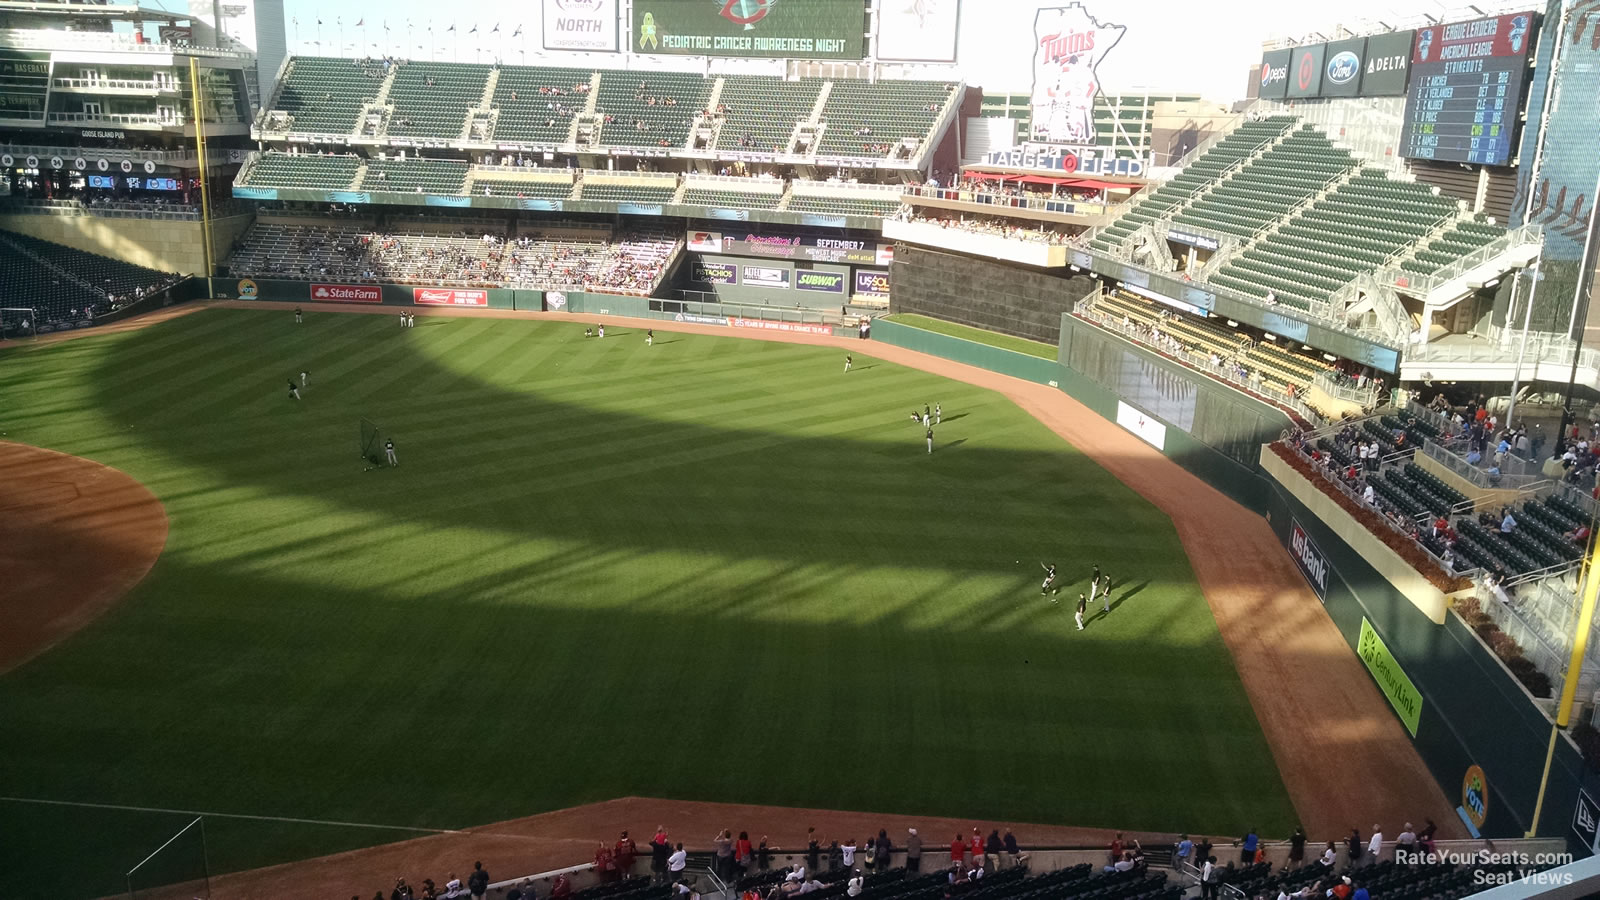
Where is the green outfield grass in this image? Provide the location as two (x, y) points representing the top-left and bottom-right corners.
(881, 314), (1059, 359)
(0, 308), (1293, 898)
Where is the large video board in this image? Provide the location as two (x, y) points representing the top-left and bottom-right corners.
(1286, 44), (1326, 98)
(1399, 11), (1538, 166)
(632, 0), (865, 59)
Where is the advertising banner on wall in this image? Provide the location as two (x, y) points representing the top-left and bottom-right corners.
(712, 232), (891, 265)
(691, 260), (739, 284)
(311, 283), (382, 303)
(1286, 43), (1326, 98)
(1114, 400), (1166, 450)
(854, 269), (890, 298)
(632, 0), (865, 59)
(686, 229), (722, 252)
(1288, 519), (1331, 601)
(795, 269), (846, 293)
(413, 288), (489, 306)
(543, 0), (619, 52)
(1360, 30), (1415, 96)
(741, 265), (792, 289)
(1258, 48), (1291, 99)
(1319, 37), (1367, 98)
(1028, 4), (1126, 144)
(1357, 617), (1423, 737)
(731, 318), (835, 335)
(877, 0), (960, 61)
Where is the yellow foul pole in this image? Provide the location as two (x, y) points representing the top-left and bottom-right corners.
(187, 57), (215, 298)
(1526, 525), (1600, 836)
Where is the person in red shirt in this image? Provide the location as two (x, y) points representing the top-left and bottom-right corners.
(594, 842), (616, 882)
(969, 828), (983, 864)
(615, 831), (637, 877)
(735, 831), (754, 874)
(550, 874), (572, 899)
(1109, 833), (1124, 866)
(950, 834), (965, 866)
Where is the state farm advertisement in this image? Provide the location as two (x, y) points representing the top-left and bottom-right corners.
(731, 317), (835, 336)
(310, 283), (382, 303)
(413, 288), (489, 307)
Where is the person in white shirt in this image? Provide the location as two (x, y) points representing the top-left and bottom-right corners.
(669, 843), (688, 878)
(1366, 826), (1383, 864)
(798, 880), (824, 895)
(847, 871), (864, 896)
(1363, 483), (1376, 506)
(841, 838), (857, 867)
(1320, 842), (1337, 869)
(785, 864), (806, 883)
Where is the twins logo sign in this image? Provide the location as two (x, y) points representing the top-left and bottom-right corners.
(1289, 520), (1331, 601)
(1030, 4), (1126, 144)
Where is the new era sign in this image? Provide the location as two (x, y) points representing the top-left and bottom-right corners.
(1574, 789), (1600, 853)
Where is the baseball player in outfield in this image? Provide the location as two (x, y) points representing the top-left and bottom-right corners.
(300, 370), (309, 388)
(646, 329), (654, 347)
(1075, 593), (1087, 630)
(385, 439), (398, 467)
(1100, 572), (1113, 613)
(1041, 563), (1059, 598)
(926, 423), (934, 454)
(287, 380), (301, 401)
(844, 354), (853, 373)
(1088, 564), (1102, 603)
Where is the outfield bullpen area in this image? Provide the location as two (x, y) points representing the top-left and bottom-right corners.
(0, 304), (1465, 898)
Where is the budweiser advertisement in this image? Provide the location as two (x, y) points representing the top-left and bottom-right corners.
(310, 283), (382, 303)
(413, 288), (489, 307)
(730, 317), (834, 336)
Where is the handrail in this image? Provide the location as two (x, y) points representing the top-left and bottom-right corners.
(1383, 224), (1543, 296)
(903, 184), (1111, 217)
(1076, 301), (1327, 428)
(1, 143), (198, 164)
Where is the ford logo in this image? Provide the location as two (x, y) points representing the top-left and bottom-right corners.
(1326, 51), (1360, 85)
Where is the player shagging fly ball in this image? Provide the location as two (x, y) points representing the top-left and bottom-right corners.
(1041, 562), (1059, 598)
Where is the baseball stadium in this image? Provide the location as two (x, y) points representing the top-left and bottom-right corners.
(4, 0), (1600, 897)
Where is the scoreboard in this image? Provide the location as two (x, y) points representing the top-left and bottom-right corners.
(1399, 11), (1538, 166)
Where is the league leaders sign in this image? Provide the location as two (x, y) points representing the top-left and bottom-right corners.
(544, 0), (619, 53)
(632, 0), (865, 59)
(1400, 11), (1538, 166)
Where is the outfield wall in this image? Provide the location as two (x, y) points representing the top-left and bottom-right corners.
(888, 244), (1096, 345)
(212, 277), (540, 311)
(875, 312), (1600, 849)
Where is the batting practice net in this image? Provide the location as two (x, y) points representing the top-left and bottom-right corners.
(359, 418), (383, 466)
(1, 307), (38, 340)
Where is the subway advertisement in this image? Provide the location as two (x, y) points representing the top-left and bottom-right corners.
(632, 0), (865, 59)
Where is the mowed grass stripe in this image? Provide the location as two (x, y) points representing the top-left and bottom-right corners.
(0, 311), (1293, 899)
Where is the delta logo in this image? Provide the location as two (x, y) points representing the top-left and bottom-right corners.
(1326, 50), (1361, 85)
(311, 283), (381, 303)
(1260, 62), (1287, 88)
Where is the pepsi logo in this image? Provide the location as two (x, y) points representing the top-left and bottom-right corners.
(1260, 63), (1286, 88)
(1326, 51), (1360, 85)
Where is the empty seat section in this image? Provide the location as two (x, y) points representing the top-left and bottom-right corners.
(814, 79), (955, 158)
(594, 70), (711, 149)
(386, 62), (489, 139)
(268, 56), (381, 134)
(715, 76), (822, 153)
(238, 152), (361, 191)
(786, 195), (900, 216)
(360, 158), (470, 194)
(491, 65), (593, 144)
(681, 187), (784, 209)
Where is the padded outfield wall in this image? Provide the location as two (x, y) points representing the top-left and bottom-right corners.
(877, 309), (1600, 850)
(888, 244), (1096, 345)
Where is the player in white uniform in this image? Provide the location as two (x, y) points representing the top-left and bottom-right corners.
(1039, 55), (1097, 143)
(300, 370), (309, 388)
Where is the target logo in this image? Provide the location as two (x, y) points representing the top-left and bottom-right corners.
(1297, 53), (1316, 91)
